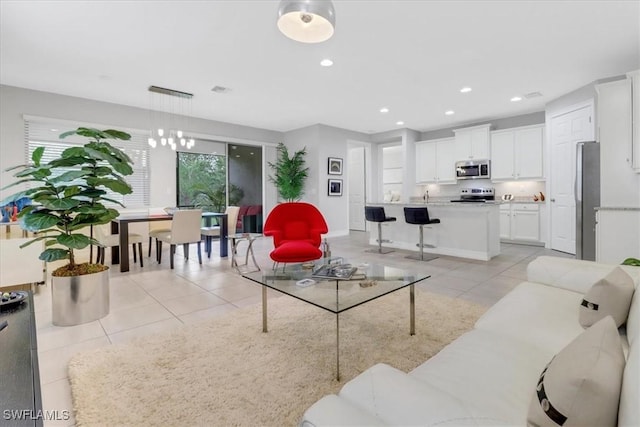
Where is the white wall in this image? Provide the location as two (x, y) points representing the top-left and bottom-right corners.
(0, 85), (282, 207)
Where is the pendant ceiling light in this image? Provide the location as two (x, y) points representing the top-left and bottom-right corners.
(147, 85), (195, 150)
(277, 0), (336, 43)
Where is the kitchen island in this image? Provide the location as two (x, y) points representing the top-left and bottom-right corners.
(368, 202), (501, 261)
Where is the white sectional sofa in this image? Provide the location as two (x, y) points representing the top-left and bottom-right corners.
(301, 256), (640, 426)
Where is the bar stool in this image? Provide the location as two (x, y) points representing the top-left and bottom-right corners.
(365, 206), (396, 254)
(404, 207), (440, 261)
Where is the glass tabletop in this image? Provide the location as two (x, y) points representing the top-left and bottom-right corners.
(242, 257), (430, 314)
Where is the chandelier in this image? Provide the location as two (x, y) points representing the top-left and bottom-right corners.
(148, 85), (195, 150)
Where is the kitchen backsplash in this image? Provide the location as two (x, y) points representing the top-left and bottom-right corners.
(416, 180), (546, 202)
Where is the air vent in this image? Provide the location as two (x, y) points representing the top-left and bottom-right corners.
(523, 91), (543, 99)
(211, 86), (231, 94)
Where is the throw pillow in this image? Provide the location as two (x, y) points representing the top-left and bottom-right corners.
(579, 267), (635, 328)
(527, 316), (625, 427)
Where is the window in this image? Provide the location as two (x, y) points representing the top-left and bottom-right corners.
(176, 151), (228, 212)
(24, 117), (150, 207)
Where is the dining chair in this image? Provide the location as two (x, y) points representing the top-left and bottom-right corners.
(148, 207), (172, 258)
(201, 206), (240, 258)
(94, 224), (145, 267)
(155, 209), (203, 269)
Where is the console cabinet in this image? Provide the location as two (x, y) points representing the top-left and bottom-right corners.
(415, 138), (456, 184)
(500, 203), (541, 242)
(453, 124), (491, 160)
(490, 125), (544, 181)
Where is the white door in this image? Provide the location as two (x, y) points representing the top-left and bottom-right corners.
(549, 104), (593, 253)
(349, 146), (366, 231)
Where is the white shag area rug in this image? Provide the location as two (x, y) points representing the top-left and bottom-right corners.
(68, 289), (486, 426)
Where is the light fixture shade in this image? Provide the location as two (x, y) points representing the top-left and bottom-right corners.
(277, 0), (335, 43)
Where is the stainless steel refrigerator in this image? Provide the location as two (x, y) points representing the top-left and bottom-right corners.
(575, 141), (600, 260)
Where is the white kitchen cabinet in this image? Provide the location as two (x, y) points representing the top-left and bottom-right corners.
(596, 78), (640, 207)
(499, 203), (541, 242)
(454, 124), (491, 160)
(491, 125), (544, 181)
(415, 138), (456, 184)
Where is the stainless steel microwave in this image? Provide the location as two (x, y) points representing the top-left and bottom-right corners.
(455, 160), (491, 180)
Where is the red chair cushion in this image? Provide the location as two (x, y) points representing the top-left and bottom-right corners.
(246, 205), (262, 215)
(270, 241), (321, 263)
(284, 220), (311, 240)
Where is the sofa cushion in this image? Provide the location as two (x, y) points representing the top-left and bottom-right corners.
(579, 267), (635, 328)
(527, 316), (625, 427)
(619, 343), (639, 427)
(474, 281), (587, 355)
(410, 328), (551, 424)
(338, 363), (506, 426)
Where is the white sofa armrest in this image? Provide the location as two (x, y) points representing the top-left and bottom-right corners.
(300, 394), (386, 427)
(526, 256), (639, 294)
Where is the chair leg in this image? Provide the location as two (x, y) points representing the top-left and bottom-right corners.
(99, 247), (105, 264)
(148, 237), (152, 257)
(197, 242), (202, 265)
(378, 222), (382, 253)
(170, 244), (175, 269)
(132, 243), (137, 262)
(138, 242), (143, 267)
(183, 243), (189, 261)
(158, 241), (163, 263)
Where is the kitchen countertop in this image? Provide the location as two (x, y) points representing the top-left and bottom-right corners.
(595, 206), (640, 211)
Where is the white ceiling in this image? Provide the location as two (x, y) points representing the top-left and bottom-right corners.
(1, 1), (639, 135)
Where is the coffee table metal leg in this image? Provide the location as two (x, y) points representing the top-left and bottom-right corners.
(262, 285), (268, 333)
(336, 313), (340, 381)
(410, 284), (415, 335)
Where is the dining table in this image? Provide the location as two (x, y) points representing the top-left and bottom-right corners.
(110, 211), (228, 273)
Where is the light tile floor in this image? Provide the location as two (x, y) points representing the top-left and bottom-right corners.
(30, 231), (573, 426)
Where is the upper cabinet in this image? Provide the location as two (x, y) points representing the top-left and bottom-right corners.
(453, 124), (491, 160)
(415, 138), (456, 184)
(491, 124), (545, 181)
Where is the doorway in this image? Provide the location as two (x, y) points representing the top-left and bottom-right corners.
(348, 145), (367, 231)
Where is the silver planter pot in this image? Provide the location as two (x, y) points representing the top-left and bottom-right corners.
(51, 268), (110, 326)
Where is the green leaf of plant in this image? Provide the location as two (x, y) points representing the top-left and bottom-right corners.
(22, 212), (60, 231)
(58, 233), (92, 250)
(32, 146), (45, 166)
(39, 248), (69, 262)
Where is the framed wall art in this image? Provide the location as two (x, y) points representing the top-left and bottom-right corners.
(328, 157), (343, 175)
(328, 179), (343, 196)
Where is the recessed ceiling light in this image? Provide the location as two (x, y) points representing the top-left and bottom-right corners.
(510, 96), (522, 102)
(460, 87), (472, 93)
(396, 121), (404, 126)
(380, 107), (389, 113)
(50, 128), (58, 132)
(445, 110), (455, 116)
(320, 58), (333, 67)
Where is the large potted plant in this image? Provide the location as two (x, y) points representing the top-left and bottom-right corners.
(1, 127), (134, 326)
(268, 142), (309, 202)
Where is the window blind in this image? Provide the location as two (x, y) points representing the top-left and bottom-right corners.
(24, 118), (150, 208)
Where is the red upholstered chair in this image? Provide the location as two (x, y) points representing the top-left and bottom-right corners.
(263, 202), (328, 267)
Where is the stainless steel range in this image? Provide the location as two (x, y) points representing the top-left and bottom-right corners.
(450, 187), (495, 203)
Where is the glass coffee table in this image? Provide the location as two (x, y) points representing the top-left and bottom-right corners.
(242, 257), (430, 380)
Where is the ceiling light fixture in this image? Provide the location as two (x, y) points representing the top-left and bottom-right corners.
(148, 85), (195, 150)
(510, 96), (522, 102)
(445, 110), (455, 115)
(380, 107), (389, 113)
(277, 0), (335, 43)
(320, 58), (333, 67)
(396, 121), (404, 126)
(460, 87), (472, 93)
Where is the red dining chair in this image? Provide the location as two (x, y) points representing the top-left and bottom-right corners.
(263, 202), (328, 268)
